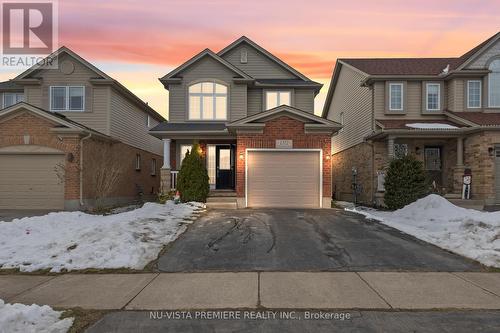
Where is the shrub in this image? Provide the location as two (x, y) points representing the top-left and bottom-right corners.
(176, 143), (210, 202)
(384, 155), (430, 210)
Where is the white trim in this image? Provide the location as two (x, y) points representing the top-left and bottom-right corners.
(187, 81), (228, 120)
(389, 83), (404, 111)
(264, 90), (292, 110)
(425, 83), (441, 111)
(244, 148), (323, 208)
(50, 86), (85, 112)
(467, 80), (482, 109)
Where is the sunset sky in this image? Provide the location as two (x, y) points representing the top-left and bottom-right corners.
(1, 0), (499, 117)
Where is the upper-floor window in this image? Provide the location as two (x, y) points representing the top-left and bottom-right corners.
(426, 83), (440, 111)
(265, 91), (291, 110)
(467, 80), (482, 109)
(2, 92), (24, 108)
(188, 81), (227, 120)
(389, 83), (403, 111)
(50, 86), (85, 112)
(489, 59), (500, 107)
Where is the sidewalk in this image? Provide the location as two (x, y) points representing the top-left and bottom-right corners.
(1, 272), (500, 310)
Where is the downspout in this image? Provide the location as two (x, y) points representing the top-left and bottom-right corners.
(79, 132), (92, 207)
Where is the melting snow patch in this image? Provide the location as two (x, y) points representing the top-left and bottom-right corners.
(347, 195), (500, 267)
(0, 299), (73, 333)
(405, 123), (458, 129)
(0, 201), (205, 272)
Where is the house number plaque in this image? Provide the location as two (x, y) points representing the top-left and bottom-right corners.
(276, 139), (293, 149)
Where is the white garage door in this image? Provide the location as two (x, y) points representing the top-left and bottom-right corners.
(0, 154), (65, 210)
(247, 150), (321, 208)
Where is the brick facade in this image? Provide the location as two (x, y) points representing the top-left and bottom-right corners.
(0, 111), (161, 210)
(236, 116), (332, 200)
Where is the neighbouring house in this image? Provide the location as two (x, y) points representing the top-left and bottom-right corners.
(150, 36), (341, 208)
(0, 47), (165, 210)
(323, 32), (500, 208)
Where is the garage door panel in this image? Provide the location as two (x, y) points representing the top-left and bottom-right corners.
(0, 154), (65, 210)
(247, 150), (320, 208)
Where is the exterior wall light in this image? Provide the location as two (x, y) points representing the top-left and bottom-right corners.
(325, 154), (331, 160)
(239, 151), (244, 160)
(488, 147), (494, 157)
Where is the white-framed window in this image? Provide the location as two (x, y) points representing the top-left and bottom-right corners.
(467, 80), (482, 109)
(188, 81), (227, 120)
(265, 90), (291, 110)
(489, 59), (500, 107)
(389, 83), (403, 111)
(50, 86), (85, 112)
(135, 154), (141, 171)
(151, 158), (157, 176)
(2, 92), (24, 108)
(180, 144), (193, 165)
(426, 83), (441, 111)
(339, 112), (344, 132)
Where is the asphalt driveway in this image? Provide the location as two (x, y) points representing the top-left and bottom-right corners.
(157, 208), (483, 272)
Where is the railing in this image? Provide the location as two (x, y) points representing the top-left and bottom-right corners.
(171, 171), (179, 190)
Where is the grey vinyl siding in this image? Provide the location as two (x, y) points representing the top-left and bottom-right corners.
(221, 44), (297, 79)
(294, 88), (315, 113)
(465, 39), (500, 69)
(26, 53), (110, 134)
(327, 65), (372, 152)
(247, 88), (262, 116)
(447, 79), (465, 112)
(110, 88), (163, 155)
(168, 56), (247, 122)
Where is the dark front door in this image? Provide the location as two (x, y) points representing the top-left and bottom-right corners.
(424, 146), (442, 188)
(216, 145), (235, 189)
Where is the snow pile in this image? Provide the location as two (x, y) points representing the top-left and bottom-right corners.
(0, 299), (73, 333)
(405, 123), (458, 129)
(347, 195), (500, 267)
(0, 201), (205, 272)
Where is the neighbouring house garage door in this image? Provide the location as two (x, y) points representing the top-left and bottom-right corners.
(247, 150), (321, 208)
(0, 154), (65, 210)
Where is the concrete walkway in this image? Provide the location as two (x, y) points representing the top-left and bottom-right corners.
(1, 272), (500, 310)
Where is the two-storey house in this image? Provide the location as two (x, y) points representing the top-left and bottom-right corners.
(0, 47), (165, 210)
(323, 32), (500, 208)
(150, 37), (341, 208)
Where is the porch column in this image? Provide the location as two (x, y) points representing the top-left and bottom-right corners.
(456, 136), (464, 166)
(387, 136), (395, 159)
(162, 138), (171, 169)
(161, 138), (171, 193)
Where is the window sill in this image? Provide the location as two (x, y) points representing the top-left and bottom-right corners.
(135, 169), (141, 172)
(421, 110), (443, 115)
(384, 111), (406, 115)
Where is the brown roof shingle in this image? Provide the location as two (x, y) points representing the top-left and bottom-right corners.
(447, 111), (500, 126)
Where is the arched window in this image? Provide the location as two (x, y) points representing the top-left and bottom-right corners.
(188, 81), (228, 120)
(489, 59), (500, 107)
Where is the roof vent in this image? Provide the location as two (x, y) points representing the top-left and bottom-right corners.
(240, 49), (248, 64)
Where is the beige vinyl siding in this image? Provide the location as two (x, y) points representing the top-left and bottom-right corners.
(247, 88), (262, 116)
(374, 80), (447, 118)
(447, 79), (465, 112)
(26, 53), (110, 134)
(327, 65), (372, 153)
(168, 56), (247, 122)
(221, 43), (297, 79)
(465, 39), (500, 69)
(110, 88), (162, 155)
(294, 88), (315, 113)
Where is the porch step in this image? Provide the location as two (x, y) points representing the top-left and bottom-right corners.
(206, 197), (237, 203)
(447, 199), (485, 211)
(205, 199), (238, 210)
(208, 190), (237, 197)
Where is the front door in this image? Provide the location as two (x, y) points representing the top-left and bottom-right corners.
(216, 145), (235, 189)
(424, 146), (442, 188)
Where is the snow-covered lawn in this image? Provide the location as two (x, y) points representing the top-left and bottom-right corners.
(0, 299), (73, 333)
(0, 201), (205, 272)
(346, 195), (500, 268)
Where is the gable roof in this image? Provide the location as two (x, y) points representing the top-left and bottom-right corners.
(339, 32), (500, 76)
(217, 36), (311, 81)
(159, 48), (253, 84)
(13, 46), (165, 122)
(0, 102), (112, 139)
(227, 104), (341, 132)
